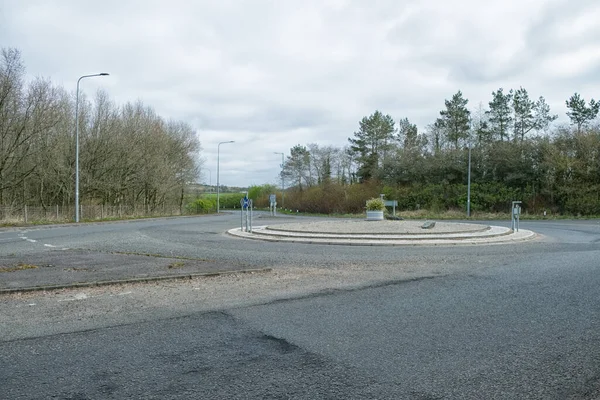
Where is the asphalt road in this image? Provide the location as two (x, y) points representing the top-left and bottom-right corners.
(1, 214), (599, 399)
(3, 212), (598, 270)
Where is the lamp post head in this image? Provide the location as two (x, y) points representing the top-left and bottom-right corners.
(99, 73), (109, 76)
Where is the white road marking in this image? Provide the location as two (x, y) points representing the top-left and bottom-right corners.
(117, 291), (133, 296)
(13, 234), (65, 248)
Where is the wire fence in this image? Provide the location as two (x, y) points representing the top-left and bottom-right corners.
(0, 204), (188, 224)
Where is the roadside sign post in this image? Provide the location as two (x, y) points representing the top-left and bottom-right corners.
(249, 199), (253, 232)
(384, 200), (398, 216)
(240, 196), (253, 233)
(511, 201), (522, 232)
(269, 194), (277, 216)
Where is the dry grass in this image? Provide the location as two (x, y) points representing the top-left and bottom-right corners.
(0, 263), (39, 273)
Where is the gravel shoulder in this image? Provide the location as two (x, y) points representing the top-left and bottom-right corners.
(0, 258), (464, 342)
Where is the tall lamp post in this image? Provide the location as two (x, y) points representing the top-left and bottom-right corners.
(274, 152), (285, 209)
(75, 73), (109, 223)
(467, 119), (472, 218)
(217, 141), (234, 213)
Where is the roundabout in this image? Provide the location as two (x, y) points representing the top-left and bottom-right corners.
(227, 219), (537, 246)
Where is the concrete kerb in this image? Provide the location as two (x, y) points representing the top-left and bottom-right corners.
(228, 224), (537, 246)
(0, 268), (273, 295)
(248, 225), (512, 240)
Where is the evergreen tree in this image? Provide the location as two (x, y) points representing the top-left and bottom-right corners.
(512, 87), (535, 141)
(487, 88), (513, 141)
(566, 93), (599, 133)
(397, 117), (418, 149)
(348, 110), (395, 181)
(282, 145), (310, 190)
(438, 90), (470, 149)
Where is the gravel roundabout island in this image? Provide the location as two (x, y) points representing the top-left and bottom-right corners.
(228, 218), (537, 246)
(265, 220), (490, 235)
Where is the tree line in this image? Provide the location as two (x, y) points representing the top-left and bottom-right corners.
(0, 48), (201, 215)
(281, 89), (600, 215)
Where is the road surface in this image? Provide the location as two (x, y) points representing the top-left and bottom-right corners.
(1, 215), (599, 399)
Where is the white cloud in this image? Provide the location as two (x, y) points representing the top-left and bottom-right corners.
(542, 45), (600, 78)
(1, 0), (599, 186)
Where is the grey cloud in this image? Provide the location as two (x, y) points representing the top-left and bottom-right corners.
(524, 0), (600, 57)
(4, 0), (600, 186)
(193, 105), (332, 133)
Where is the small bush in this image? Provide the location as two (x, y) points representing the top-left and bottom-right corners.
(186, 198), (216, 213)
(365, 197), (386, 211)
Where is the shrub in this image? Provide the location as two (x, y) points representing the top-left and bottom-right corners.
(365, 197), (386, 211)
(218, 193), (246, 209)
(248, 184), (278, 208)
(186, 198), (215, 214)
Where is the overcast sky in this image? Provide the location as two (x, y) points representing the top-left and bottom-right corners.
(2, 0), (599, 187)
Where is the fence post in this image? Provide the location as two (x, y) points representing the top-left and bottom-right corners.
(24, 205), (28, 223)
(56, 205), (59, 220)
(101, 204), (104, 219)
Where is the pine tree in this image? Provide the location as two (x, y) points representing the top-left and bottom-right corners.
(282, 145), (310, 190)
(512, 87), (535, 141)
(438, 90), (470, 149)
(348, 110), (395, 181)
(566, 93), (599, 133)
(487, 88), (513, 141)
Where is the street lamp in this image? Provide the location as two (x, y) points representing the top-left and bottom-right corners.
(217, 141), (234, 213)
(467, 119), (472, 218)
(274, 152), (285, 209)
(75, 73), (109, 223)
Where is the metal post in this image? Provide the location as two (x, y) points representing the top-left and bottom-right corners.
(217, 141), (234, 213)
(467, 118), (472, 218)
(249, 200), (253, 233)
(467, 137), (472, 217)
(511, 201), (522, 231)
(75, 73), (109, 223)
